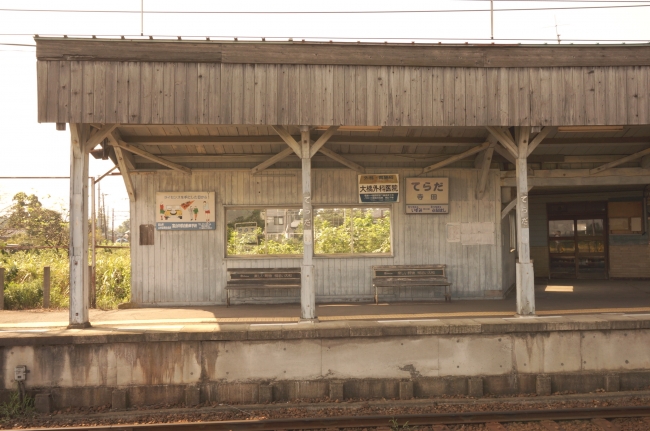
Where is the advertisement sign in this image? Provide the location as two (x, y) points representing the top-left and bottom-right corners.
(405, 178), (449, 214)
(358, 174), (399, 203)
(156, 192), (216, 230)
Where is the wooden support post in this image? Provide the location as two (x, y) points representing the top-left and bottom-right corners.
(0, 267), (4, 310)
(514, 127), (535, 316)
(300, 125), (316, 321)
(68, 124), (91, 328)
(43, 267), (50, 309)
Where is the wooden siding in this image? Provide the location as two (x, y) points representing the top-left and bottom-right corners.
(129, 168), (502, 305)
(39, 62), (650, 127)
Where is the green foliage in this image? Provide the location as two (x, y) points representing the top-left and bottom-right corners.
(226, 208), (391, 256)
(389, 418), (411, 431)
(0, 391), (34, 421)
(94, 248), (131, 309)
(0, 249), (130, 310)
(3, 192), (68, 247)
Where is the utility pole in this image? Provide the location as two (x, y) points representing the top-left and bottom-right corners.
(490, 0), (494, 40)
(112, 208), (115, 243)
(140, 0), (144, 36)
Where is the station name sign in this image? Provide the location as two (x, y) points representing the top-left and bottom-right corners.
(156, 192), (216, 230)
(358, 174), (400, 203)
(405, 178), (449, 214)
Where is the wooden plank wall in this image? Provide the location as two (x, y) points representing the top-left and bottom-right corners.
(129, 168), (502, 305)
(39, 62), (650, 127)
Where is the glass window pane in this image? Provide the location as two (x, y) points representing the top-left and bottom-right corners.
(577, 219), (605, 236)
(314, 207), (391, 255)
(550, 257), (575, 274)
(578, 257), (606, 273)
(226, 208), (303, 256)
(578, 240), (605, 253)
(549, 220), (574, 237)
(549, 240), (575, 254)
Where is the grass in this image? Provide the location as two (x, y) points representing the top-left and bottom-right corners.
(0, 391), (34, 421)
(0, 248), (130, 310)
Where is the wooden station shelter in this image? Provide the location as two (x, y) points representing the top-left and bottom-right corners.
(34, 38), (650, 327)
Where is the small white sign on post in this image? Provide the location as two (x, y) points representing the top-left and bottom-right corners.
(405, 178), (449, 214)
(156, 192), (216, 231)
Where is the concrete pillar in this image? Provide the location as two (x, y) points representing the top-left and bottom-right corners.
(605, 374), (620, 392)
(515, 127), (535, 316)
(329, 380), (344, 400)
(468, 377), (484, 398)
(34, 393), (52, 414)
(68, 124), (91, 328)
(111, 389), (127, 410)
(300, 125), (316, 321)
(399, 381), (414, 400)
(536, 374), (552, 396)
(184, 386), (200, 406)
(258, 384), (273, 403)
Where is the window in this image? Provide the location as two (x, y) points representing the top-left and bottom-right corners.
(314, 207), (391, 255)
(226, 208), (303, 256)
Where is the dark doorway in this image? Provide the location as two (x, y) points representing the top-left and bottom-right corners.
(547, 202), (608, 279)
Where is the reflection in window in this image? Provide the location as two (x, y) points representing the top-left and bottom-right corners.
(577, 219), (604, 236)
(549, 220), (574, 237)
(549, 240), (575, 254)
(227, 208), (303, 256)
(314, 208), (391, 255)
(578, 240), (605, 253)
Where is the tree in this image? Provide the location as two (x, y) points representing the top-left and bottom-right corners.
(4, 192), (69, 248)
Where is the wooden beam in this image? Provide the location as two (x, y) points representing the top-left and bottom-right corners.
(421, 142), (490, 174)
(492, 144), (517, 165)
(310, 126), (339, 158)
(486, 126), (519, 159)
(642, 154), (650, 169)
(589, 146), (650, 174)
(250, 146), (295, 174)
(85, 124), (118, 151)
(318, 146), (366, 173)
(271, 125), (302, 157)
(501, 186), (533, 219)
(476, 142), (496, 200)
(501, 167), (650, 187)
(527, 126), (554, 156)
(109, 134), (192, 175)
(112, 146), (136, 201)
(134, 153), (453, 164)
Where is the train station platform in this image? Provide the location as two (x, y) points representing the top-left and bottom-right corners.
(0, 279), (648, 329)
(1, 279), (648, 411)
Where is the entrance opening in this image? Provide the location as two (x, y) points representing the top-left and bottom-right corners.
(547, 202), (608, 279)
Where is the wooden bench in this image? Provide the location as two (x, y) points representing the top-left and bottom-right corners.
(372, 265), (451, 304)
(226, 268), (301, 307)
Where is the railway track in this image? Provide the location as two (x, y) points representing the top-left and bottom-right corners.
(22, 405), (650, 431)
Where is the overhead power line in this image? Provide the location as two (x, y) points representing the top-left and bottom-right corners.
(1, 4), (650, 14)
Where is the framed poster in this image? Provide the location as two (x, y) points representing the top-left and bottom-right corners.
(358, 174), (399, 203)
(405, 178), (449, 214)
(156, 192), (216, 230)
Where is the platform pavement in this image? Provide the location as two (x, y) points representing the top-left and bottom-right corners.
(0, 279), (647, 331)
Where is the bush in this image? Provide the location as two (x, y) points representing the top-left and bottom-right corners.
(0, 248), (131, 310)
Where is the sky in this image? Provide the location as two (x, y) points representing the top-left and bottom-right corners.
(1, 0), (650, 225)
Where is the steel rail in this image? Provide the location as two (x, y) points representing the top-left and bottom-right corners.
(21, 405), (650, 431)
